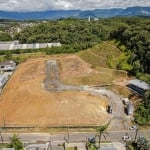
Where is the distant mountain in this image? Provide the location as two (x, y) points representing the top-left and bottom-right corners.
(0, 10), (81, 20)
(119, 6), (150, 17)
(78, 8), (123, 18)
(0, 6), (150, 20)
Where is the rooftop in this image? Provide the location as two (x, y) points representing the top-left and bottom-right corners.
(128, 79), (150, 90)
(0, 42), (61, 50)
(0, 60), (16, 66)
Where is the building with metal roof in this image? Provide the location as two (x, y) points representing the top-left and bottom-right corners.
(0, 41), (61, 50)
(127, 79), (150, 95)
(0, 60), (16, 72)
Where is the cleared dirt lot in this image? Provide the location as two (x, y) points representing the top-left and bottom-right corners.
(0, 55), (110, 127)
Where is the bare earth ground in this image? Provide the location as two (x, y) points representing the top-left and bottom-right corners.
(0, 55), (111, 127)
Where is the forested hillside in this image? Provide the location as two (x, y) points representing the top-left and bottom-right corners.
(14, 17), (150, 81)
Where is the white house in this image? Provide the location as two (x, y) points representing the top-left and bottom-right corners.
(0, 60), (16, 72)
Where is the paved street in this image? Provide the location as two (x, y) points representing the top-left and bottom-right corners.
(0, 130), (150, 143)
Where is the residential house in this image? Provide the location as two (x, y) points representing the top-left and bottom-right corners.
(0, 60), (16, 72)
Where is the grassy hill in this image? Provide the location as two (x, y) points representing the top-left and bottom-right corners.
(78, 41), (122, 68)
(61, 41), (127, 86)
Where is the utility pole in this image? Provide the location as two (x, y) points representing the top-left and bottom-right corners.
(67, 125), (70, 143)
(49, 135), (52, 150)
(0, 131), (4, 144)
(3, 116), (6, 131)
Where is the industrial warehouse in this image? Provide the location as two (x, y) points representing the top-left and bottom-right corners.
(0, 41), (61, 50)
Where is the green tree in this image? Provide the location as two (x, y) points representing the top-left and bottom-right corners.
(136, 137), (150, 150)
(7, 134), (23, 150)
(0, 32), (12, 41)
(135, 104), (150, 125)
(135, 90), (150, 125)
(143, 90), (150, 108)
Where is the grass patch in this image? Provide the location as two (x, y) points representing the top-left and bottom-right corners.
(78, 50), (107, 67)
(0, 143), (8, 148)
(67, 147), (76, 150)
(0, 52), (46, 64)
(63, 66), (127, 86)
(78, 41), (122, 68)
(63, 73), (113, 85)
(107, 84), (131, 97)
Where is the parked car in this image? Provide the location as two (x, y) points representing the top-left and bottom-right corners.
(88, 137), (96, 143)
(122, 135), (131, 141)
(129, 125), (138, 130)
(106, 105), (112, 114)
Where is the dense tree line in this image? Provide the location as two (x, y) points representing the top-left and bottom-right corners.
(110, 17), (150, 75)
(13, 19), (111, 44)
(135, 90), (150, 125)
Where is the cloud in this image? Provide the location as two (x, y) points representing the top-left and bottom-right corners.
(0, 0), (150, 12)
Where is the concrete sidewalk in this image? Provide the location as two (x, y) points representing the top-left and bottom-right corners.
(65, 143), (86, 150)
(112, 142), (125, 150)
(65, 142), (125, 150)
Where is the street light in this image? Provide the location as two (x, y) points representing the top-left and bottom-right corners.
(49, 136), (52, 150)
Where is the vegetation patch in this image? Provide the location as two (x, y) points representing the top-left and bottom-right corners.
(78, 41), (122, 68)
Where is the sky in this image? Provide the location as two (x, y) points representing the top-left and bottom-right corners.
(0, 0), (150, 12)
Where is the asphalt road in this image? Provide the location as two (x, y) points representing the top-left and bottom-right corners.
(0, 130), (150, 144)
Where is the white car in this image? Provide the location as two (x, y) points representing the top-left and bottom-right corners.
(122, 135), (131, 141)
(129, 125), (138, 130)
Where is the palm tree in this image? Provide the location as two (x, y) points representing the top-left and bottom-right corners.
(7, 134), (23, 150)
(49, 136), (52, 150)
(96, 123), (109, 149)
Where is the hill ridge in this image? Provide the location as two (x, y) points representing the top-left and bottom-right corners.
(0, 6), (150, 20)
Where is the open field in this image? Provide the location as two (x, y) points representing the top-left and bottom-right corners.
(0, 55), (112, 127)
